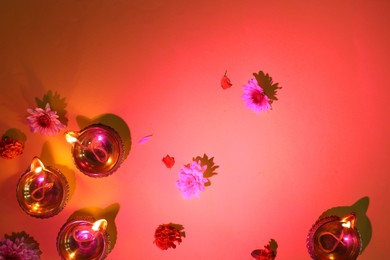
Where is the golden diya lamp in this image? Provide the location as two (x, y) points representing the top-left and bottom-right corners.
(16, 157), (69, 218)
(57, 217), (111, 260)
(65, 124), (124, 177)
(307, 213), (362, 260)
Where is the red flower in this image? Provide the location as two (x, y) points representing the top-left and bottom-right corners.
(153, 224), (183, 250)
(162, 155), (175, 169)
(251, 243), (277, 260)
(0, 138), (24, 159)
(221, 71), (232, 89)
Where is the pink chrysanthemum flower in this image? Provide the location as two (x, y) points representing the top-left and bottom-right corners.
(176, 160), (208, 199)
(242, 78), (271, 113)
(0, 232), (42, 260)
(26, 103), (66, 136)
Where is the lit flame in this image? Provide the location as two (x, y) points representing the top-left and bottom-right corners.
(92, 219), (108, 232)
(32, 202), (40, 211)
(65, 131), (79, 144)
(341, 213), (356, 229)
(68, 252), (76, 259)
(341, 221), (351, 228)
(30, 157), (45, 174)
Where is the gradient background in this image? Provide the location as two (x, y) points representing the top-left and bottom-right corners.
(0, 0), (389, 259)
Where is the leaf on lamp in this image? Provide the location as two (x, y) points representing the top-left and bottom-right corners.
(253, 71), (281, 103)
(221, 71), (232, 89)
(138, 134), (153, 144)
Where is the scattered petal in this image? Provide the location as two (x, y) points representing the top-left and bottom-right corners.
(138, 134), (153, 144)
(162, 154), (175, 169)
(221, 71), (233, 89)
(26, 103), (66, 136)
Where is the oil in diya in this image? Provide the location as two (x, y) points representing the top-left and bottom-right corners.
(57, 218), (110, 260)
(307, 213), (362, 260)
(65, 124), (124, 177)
(16, 157), (69, 218)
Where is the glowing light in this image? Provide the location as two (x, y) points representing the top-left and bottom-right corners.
(92, 219), (108, 232)
(342, 221), (351, 228)
(341, 213), (356, 229)
(32, 202), (40, 211)
(30, 157), (46, 174)
(73, 219), (108, 244)
(65, 131), (79, 143)
(68, 252), (76, 259)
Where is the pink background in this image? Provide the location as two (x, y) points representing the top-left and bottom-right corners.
(0, 0), (389, 259)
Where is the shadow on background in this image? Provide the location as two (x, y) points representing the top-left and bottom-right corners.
(168, 223), (186, 238)
(68, 203), (120, 252)
(253, 71), (281, 104)
(75, 114), (131, 160)
(2, 128), (27, 142)
(39, 141), (76, 201)
(320, 196), (372, 253)
(0, 171), (24, 225)
(193, 154), (219, 187)
(35, 90), (69, 126)
(251, 238), (278, 259)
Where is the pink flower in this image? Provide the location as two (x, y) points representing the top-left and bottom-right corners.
(26, 103), (66, 136)
(242, 78), (271, 113)
(0, 231), (42, 260)
(176, 160), (208, 199)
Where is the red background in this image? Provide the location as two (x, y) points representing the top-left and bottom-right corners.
(0, 1), (389, 259)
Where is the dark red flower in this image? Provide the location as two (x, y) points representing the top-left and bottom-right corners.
(153, 224), (183, 250)
(251, 243), (277, 260)
(221, 71), (232, 89)
(162, 155), (175, 169)
(0, 138), (24, 159)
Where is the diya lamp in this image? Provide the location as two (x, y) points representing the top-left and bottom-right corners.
(65, 124), (124, 177)
(16, 157), (69, 218)
(307, 213), (362, 260)
(57, 218), (110, 260)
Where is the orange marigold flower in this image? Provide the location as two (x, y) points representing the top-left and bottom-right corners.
(0, 138), (24, 159)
